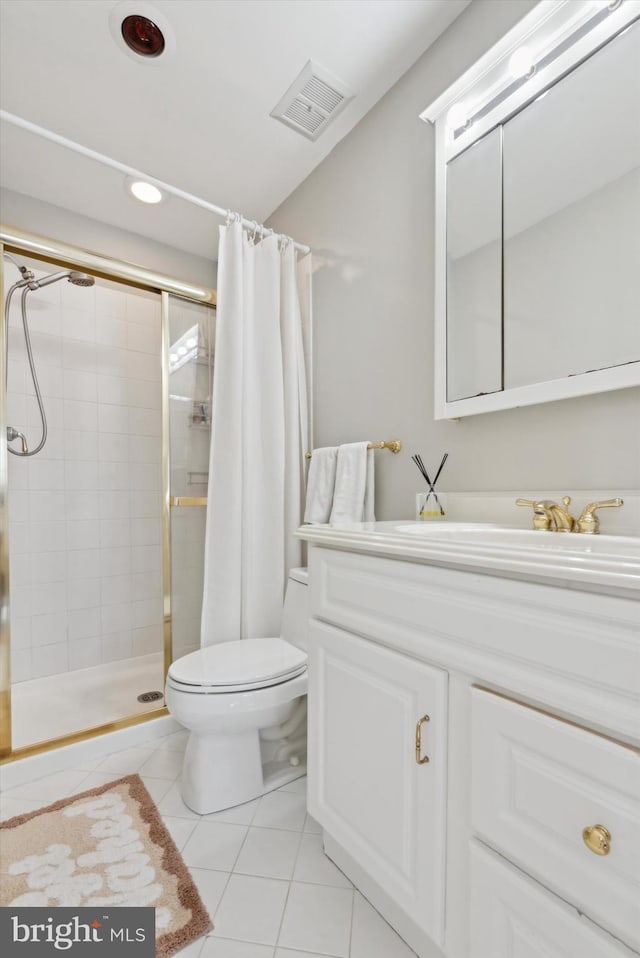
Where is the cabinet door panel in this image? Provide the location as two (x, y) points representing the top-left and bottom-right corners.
(471, 841), (635, 958)
(308, 621), (447, 945)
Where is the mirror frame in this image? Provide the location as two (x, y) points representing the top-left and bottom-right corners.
(421, 0), (640, 419)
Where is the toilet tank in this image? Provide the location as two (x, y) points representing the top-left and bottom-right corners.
(281, 567), (309, 651)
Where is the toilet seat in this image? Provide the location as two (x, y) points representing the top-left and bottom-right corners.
(167, 638), (307, 694)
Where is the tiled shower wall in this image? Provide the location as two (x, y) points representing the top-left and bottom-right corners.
(5, 258), (164, 682)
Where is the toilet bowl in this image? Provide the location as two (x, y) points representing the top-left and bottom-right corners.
(165, 568), (309, 814)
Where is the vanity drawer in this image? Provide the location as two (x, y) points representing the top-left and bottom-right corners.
(470, 841), (635, 958)
(471, 688), (640, 952)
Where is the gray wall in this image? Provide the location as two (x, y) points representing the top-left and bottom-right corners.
(268, 0), (640, 520)
(1, 188), (216, 289)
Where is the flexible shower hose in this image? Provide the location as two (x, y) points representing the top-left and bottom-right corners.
(4, 282), (48, 457)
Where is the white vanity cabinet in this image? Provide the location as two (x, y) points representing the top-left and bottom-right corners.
(308, 620), (448, 947)
(301, 535), (640, 958)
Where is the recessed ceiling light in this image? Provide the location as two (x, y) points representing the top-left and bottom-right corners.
(127, 178), (163, 204)
(109, 1), (176, 64)
(121, 14), (165, 57)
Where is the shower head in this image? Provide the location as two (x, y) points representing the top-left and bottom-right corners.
(34, 270), (95, 289)
(69, 272), (95, 287)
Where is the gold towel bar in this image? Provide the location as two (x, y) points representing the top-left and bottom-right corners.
(305, 439), (401, 459)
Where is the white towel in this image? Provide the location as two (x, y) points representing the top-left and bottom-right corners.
(329, 442), (375, 525)
(303, 446), (338, 523)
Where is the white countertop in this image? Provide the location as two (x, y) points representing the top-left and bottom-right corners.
(297, 521), (640, 596)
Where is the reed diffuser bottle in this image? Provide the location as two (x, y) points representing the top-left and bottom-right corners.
(412, 453), (448, 520)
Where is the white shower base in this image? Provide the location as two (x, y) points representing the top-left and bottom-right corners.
(10, 652), (165, 750)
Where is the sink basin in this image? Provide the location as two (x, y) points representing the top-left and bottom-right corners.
(297, 520), (640, 592)
(393, 522), (639, 557)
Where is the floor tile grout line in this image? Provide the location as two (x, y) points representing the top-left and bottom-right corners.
(164, 815), (198, 853)
(194, 817), (308, 831)
(273, 828), (352, 955)
(265, 820), (305, 951)
(244, 794), (261, 827)
(211, 813), (305, 947)
(180, 865), (354, 893)
(272, 866), (296, 951)
(208, 866), (234, 933)
(226, 817), (253, 875)
(232, 824), (304, 880)
(239, 821), (308, 833)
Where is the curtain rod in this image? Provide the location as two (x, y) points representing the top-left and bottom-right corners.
(0, 110), (311, 255)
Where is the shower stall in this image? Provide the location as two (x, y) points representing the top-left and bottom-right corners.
(0, 227), (216, 759)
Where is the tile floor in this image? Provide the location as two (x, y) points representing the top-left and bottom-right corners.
(0, 728), (417, 958)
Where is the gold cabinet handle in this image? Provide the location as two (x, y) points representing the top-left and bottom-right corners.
(415, 714), (430, 765)
(582, 824), (611, 856)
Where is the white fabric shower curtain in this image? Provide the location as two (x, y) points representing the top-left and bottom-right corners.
(200, 221), (309, 646)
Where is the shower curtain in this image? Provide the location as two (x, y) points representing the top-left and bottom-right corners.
(200, 220), (310, 645)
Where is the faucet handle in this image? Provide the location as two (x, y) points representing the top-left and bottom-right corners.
(576, 498), (624, 535)
(516, 498), (552, 531)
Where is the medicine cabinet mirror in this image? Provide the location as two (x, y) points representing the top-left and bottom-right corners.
(422, 0), (640, 419)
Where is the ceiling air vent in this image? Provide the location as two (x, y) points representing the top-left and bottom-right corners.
(271, 60), (355, 141)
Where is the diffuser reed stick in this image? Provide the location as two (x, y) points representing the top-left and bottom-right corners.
(412, 453), (448, 516)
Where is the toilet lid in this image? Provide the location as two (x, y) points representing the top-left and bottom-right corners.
(167, 638), (307, 690)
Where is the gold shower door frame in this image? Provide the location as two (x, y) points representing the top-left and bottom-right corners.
(0, 227), (216, 761)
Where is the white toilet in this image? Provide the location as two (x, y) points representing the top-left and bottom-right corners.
(165, 568), (309, 814)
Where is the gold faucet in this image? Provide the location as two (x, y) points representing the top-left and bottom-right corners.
(575, 498), (624, 534)
(515, 498), (556, 531)
(516, 496), (623, 534)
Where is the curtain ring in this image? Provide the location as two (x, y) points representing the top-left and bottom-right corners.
(250, 221), (260, 243)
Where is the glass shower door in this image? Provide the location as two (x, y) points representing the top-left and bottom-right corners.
(3, 254), (166, 750)
(167, 295), (215, 663)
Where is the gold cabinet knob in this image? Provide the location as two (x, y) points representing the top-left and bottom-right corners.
(582, 824), (611, 856)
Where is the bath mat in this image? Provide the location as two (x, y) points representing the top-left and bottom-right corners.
(0, 774), (211, 957)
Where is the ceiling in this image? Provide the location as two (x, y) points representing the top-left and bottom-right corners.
(0, 0), (469, 259)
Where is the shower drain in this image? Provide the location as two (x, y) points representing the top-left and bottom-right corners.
(137, 690), (164, 703)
